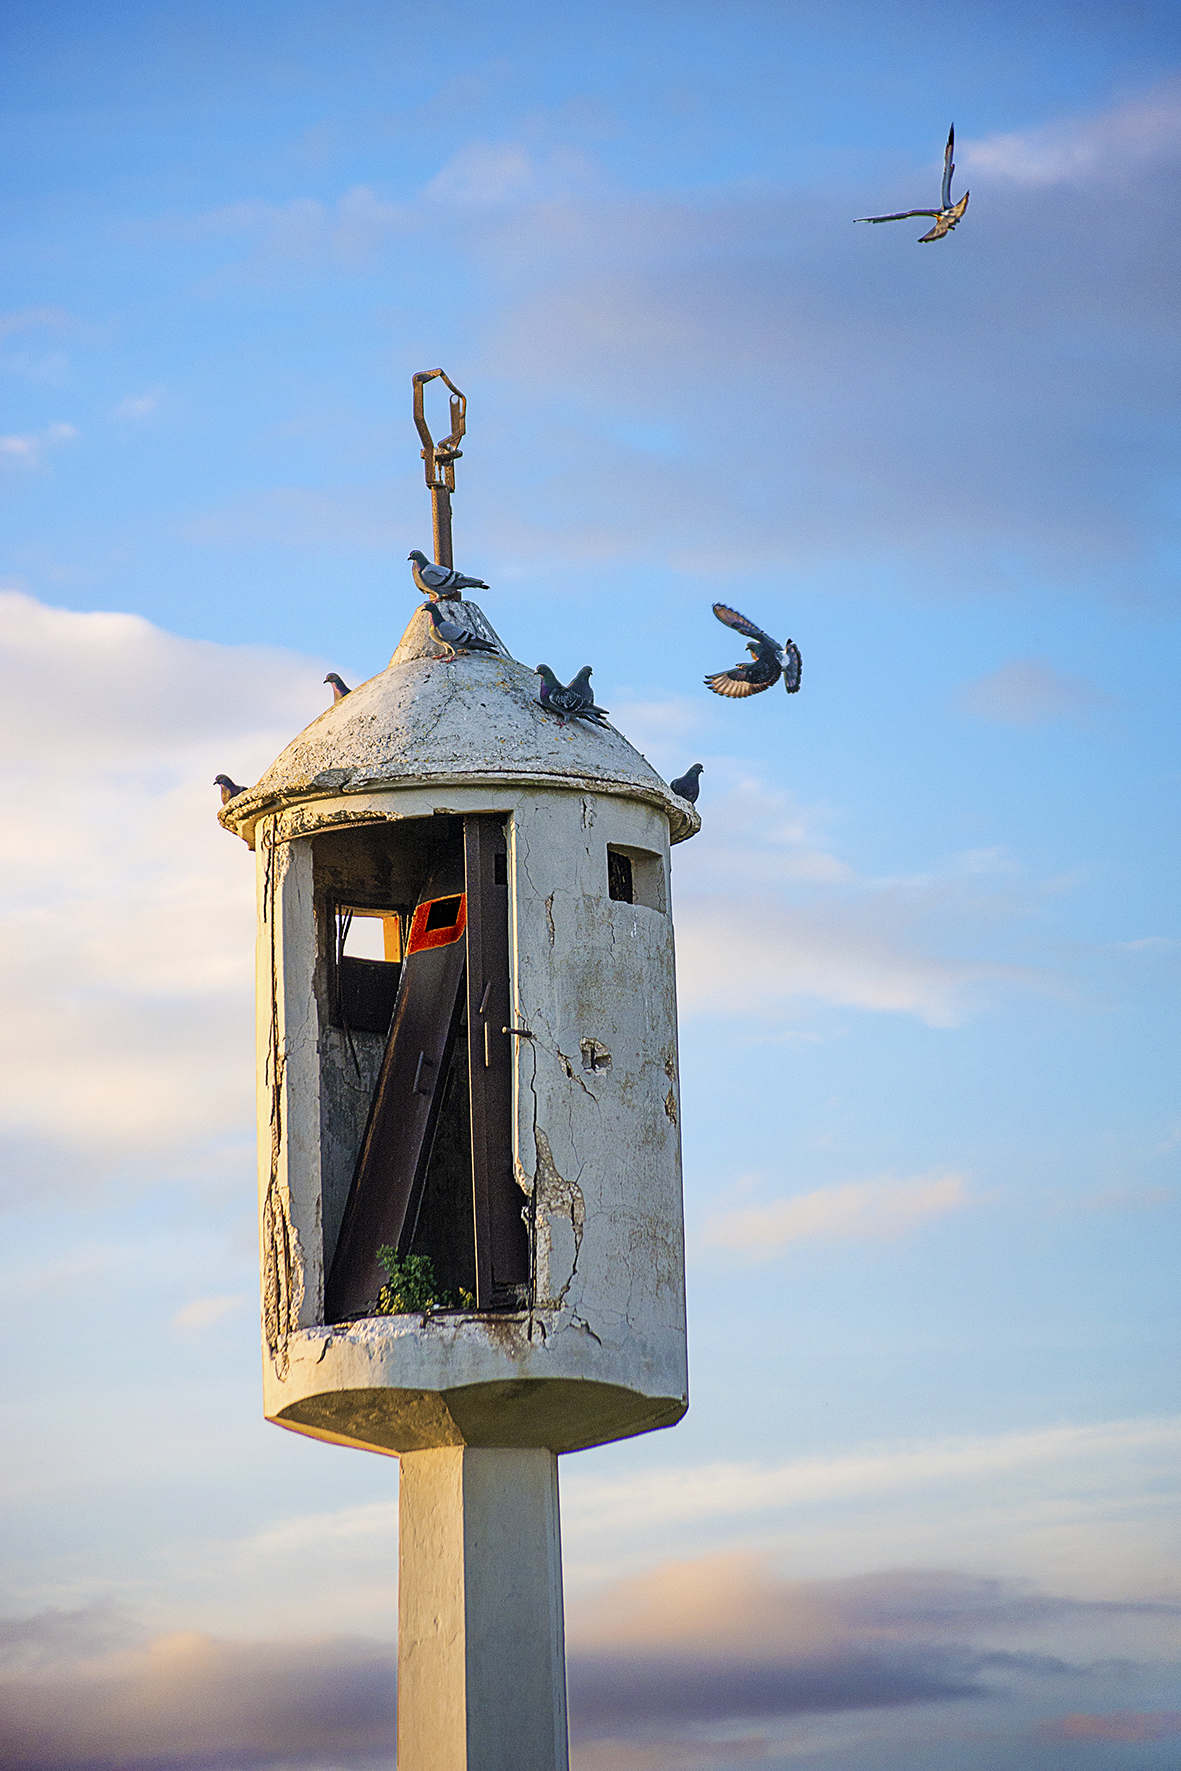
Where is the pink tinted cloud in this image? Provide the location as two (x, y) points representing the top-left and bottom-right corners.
(1040, 1709), (1181, 1743)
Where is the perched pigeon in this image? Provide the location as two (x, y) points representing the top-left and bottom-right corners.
(214, 774), (247, 804)
(408, 550), (489, 600)
(421, 601), (499, 659)
(705, 604), (802, 699)
(324, 673), (351, 701)
(669, 763), (704, 802)
(536, 664), (610, 727)
(855, 124), (969, 242)
(566, 665), (611, 724)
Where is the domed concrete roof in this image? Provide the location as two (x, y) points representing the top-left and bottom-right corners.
(220, 600), (700, 845)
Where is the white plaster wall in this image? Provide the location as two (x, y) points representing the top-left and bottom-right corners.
(510, 789), (684, 1346)
(255, 831), (321, 1373)
(255, 780), (688, 1451)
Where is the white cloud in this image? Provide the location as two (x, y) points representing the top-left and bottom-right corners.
(143, 186), (411, 277)
(424, 141), (600, 209)
(676, 897), (1008, 1025)
(180, 483), (401, 550)
(425, 143), (537, 206)
(171, 1294), (247, 1333)
(2, 351), (70, 386)
(562, 1415), (1181, 1543)
(0, 423), (77, 468)
(671, 774), (1048, 1027)
(0, 592), (325, 1190)
(112, 391), (161, 421)
(702, 1171), (968, 1252)
(959, 659), (1112, 726)
(0, 306), (72, 341)
(963, 80), (1181, 188)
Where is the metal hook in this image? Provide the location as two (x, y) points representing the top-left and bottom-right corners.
(413, 369), (467, 567)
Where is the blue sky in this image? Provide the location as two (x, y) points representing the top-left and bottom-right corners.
(2, 4), (1179, 1768)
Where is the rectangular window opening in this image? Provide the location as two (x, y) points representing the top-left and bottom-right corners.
(607, 843), (666, 913)
(318, 815), (528, 1325)
(607, 848), (633, 903)
(424, 894), (463, 932)
(335, 906), (405, 1037)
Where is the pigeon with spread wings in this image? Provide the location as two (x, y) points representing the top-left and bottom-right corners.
(855, 124), (969, 242)
(705, 604), (802, 699)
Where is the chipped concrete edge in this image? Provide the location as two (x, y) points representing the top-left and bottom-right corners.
(220, 772), (701, 849)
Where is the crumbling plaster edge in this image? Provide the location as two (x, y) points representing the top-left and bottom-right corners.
(271, 1305), (642, 1374)
(220, 771), (701, 849)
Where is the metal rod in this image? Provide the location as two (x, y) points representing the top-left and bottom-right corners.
(432, 485), (453, 569)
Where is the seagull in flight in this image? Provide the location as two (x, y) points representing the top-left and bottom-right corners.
(705, 605), (802, 699)
(855, 125), (969, 242)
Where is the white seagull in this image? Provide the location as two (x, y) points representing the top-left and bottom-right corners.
(855, 125), (969, 242)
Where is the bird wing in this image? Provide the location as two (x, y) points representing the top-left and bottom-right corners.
(919, 193), (969, 242)
(418, 561), (451, 588)
(712, 602), (777, 648)
(941, 124), (955, 210)
(856, 209), (940, 224)
(704, 669), (770, 699)
(781, 640), (802, 693)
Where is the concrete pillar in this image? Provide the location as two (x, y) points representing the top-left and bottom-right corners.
(398, 1447), (569, 1771)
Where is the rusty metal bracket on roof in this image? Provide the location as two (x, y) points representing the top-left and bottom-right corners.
(413, 369), (466, 569)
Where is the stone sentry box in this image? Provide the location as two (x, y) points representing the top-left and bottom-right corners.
(220, 599), (699, 1769)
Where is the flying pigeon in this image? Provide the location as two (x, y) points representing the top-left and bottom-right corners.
(705, 604), (802, 699)
(855, 124), (969, 241)
(408, 550), (489, 600)
(324, 673), (351, 701)
(669, 763), (704, 802)
(214, 774), (247, 804)
(535, 664), (610, 727)
(421, 601), (499, 659)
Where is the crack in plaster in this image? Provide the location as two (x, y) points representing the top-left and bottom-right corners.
(556, 1048), (597, 1100)
(532, 1127), (585, 1311)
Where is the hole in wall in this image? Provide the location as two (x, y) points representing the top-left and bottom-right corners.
(607, 844), (666, 912)
(316, 815), (528, 1323)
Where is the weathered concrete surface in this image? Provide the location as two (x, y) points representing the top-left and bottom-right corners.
(256, 785), (688, 1451)
(243, 603), (692, 1455)
(398, 1447), (568, 1771)
(219, 600), (700, 849)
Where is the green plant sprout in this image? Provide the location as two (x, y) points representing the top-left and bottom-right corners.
(373, 1247), (473, 1315)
